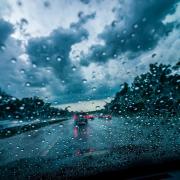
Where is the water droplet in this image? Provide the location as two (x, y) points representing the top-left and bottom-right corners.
(133, 24), (138, 29)
(19, 106), (24, 110)
(92, 87), (96, 91)
(111, 20), (117, 27)
(46, 56), (50, 61)
(142, 17), (147, 22)
(121, 39), (124, 43)
(42, 44), (47, 49)
(151, 29), (155, 33)
(32, 64), (37, 68)
(75, 55), (80, 61)
(72, 65), (77, 71)
(123, 30), (127, 34)
(82, 79), (87, 84)
(152, 53), (157, 58)
(20, 69), (25, 74)
(7, 84), (11, 88)
(102, 52), (106, 56)
(96, 106), (100, 110)
(25, 82), (31, 87)
(113, 54), (117, 58)
(56, 56), (62, 62)
(0, 44), (6, 52)
(53, 101), (58, 105)
(41, 82), (46, 87)
(137, 45), (141, 49)
(20, 18), (28, 26)
(46, 68), (51, 73)
(11, 58), (17, 63)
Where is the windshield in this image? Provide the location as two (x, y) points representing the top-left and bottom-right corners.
(0, 0), (180, 179)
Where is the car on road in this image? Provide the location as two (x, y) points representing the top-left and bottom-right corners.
(83, 114), (95, 120)
(73, 112), (88, 126)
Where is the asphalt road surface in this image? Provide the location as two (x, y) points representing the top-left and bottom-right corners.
(0, 117), (127, 166)
(0, 117), (179, 179)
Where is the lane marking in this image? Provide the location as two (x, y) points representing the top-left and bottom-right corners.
(41, 136), (62, 156)
(41, 125), (63, 156)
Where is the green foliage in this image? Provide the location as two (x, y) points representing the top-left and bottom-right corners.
(104, 63), (180, 117)
(0, 91), (69, 120)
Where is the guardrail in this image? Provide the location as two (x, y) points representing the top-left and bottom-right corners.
(0, 118), (68, 139)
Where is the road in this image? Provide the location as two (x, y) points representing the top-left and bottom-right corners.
(0, 117), (126, 166)
(0, 116), (179, 178)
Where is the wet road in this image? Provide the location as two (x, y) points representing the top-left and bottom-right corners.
(0, 117), (146, 165)
(0, 117), (125, 166)
(0, 117), (180, 178)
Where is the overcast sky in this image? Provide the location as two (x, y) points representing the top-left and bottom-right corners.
(0, 0), (179, 106)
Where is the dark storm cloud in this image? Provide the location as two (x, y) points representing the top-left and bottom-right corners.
(27, 28), (87, 85)
(26, 14), (97, 102)
(0, 19), (14, 45)
(81, 0), (179, 65)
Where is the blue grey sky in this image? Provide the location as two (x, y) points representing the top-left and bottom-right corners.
(0, 0), (179, 105)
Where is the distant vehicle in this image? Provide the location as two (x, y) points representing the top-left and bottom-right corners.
(83, 114), (95, 120)
(98, 114), (112, 119)
(73, 112), (88, 126)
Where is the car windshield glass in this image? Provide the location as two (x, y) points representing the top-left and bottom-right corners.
(0, 0), (180, 179)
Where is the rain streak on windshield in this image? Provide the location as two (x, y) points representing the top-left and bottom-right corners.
(0, 0), (180, 179)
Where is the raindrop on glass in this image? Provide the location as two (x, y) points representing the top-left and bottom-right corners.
(82, 79), (87, 84)
(19, 106), (24, 110)
(0, 44), (6, 52)
(72, 65), (77, 71)
(20, 18), (28, 26)
(11, 58), (17, 63)
(96, 106), (100, 110)
(32, 64), (37, 68)
(142, 17), (147, 22)
(25, 82), (31, 87)
(46, 56), (50, 61)
(56, 56), (62, 62)
(121, 39), (124, 43)
(102, 52), (106, 56)
(133, 24), (138, 29)
(152, 53), (157, 58)
(92, 87), (96, 91)
(20, 69), (25, 74)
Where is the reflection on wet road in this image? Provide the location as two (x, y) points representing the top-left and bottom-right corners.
(0, 116), (179, 168)
(0, 118), (115, 165)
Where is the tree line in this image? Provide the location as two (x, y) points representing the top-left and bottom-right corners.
(104, 62), (180, 117)
(0, 90), (70, 120)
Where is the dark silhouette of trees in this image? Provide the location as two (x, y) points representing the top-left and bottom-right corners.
(104, 63), (180, 117)
(0, 90), (69, 120)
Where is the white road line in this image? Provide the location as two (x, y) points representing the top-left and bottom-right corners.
(41, 135), (61, 156)
(41, 119), (72, 156)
